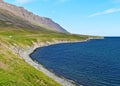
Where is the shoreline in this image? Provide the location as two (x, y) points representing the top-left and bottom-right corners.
(19, 41), (80, 86)
(12, 38), (103, 86)
(18, 40), (88, 86)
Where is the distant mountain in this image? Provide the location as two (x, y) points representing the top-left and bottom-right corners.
(0, 0), (68, 33)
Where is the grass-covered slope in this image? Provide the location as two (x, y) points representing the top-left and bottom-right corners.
(0, 45), (61, 86)
(0, 20), (101, 86)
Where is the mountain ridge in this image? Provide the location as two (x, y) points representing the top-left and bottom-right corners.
(0, 0), (68, 33)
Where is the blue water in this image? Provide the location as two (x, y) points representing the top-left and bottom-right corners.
(30, 37), (120, 86)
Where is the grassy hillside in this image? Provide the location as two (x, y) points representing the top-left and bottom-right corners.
(0, 27), (97, 47)
(0, 21), (101, 86)
(0, 45), (61, 86)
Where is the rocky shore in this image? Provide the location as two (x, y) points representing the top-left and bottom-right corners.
(10, 41), (81, 86)
(7, 38), (103, 86)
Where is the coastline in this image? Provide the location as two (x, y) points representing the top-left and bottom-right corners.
(11, 38), (103, 86)
(19, 41), (79, 86)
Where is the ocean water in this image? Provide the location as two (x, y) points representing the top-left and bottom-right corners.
(30, 37), (120, 86)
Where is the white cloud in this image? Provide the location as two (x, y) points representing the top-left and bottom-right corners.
(15, 0), (34, 4)
(89, 8), (120, 17)
(112, 0), (120, 3)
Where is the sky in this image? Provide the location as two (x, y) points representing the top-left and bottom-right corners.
(4, 0), (120, 36)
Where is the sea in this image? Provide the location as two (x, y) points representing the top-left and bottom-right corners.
(30, 37), (120, 86)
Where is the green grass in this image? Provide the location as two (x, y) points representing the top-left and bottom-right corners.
(0, 22), (102, 86)
(0, 27), (100, 47)
(0, 45), (61, 86)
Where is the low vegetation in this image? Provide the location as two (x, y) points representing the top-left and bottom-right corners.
(0, 21), (101, 86)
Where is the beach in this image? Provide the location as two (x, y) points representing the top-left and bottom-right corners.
(6, 38), (103, 86)
(17, 41), (80, 86)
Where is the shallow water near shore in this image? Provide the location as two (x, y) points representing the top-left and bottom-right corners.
(30, 37), (120, 86)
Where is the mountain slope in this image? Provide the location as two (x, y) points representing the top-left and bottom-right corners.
(0, 0), (68, 33)
(0, 0), (102, 86)
(0, 26), (97, 86)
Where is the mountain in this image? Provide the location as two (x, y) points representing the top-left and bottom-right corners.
(0, 0), (68, 33)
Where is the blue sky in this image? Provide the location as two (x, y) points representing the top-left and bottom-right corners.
(4, 0), (120, 36)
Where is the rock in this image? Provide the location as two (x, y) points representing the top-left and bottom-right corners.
(0, 1), (68, 33)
